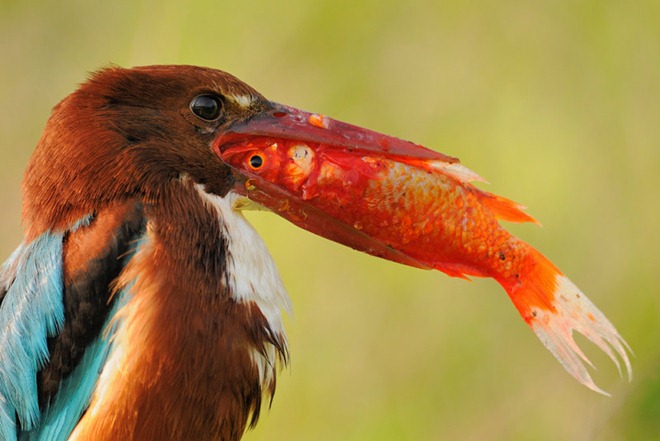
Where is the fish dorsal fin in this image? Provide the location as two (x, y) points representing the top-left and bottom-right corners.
(480, 192), (540, 224)
(392, 156), (486, 184)
(428, 160), (487, 183)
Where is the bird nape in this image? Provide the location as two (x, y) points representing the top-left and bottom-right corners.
(0, 65), (631, 441)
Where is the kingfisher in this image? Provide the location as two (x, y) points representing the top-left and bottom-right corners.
(0, 65), (630, 441)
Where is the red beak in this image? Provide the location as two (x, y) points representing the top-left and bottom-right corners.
(217, 102), (457, 164)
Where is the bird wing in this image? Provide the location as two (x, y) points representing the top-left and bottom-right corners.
(0, 201), (145, 441)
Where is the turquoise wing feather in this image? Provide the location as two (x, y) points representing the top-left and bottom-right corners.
(0, 204), (145, 440)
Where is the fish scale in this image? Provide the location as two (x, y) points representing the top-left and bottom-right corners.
(354, 159), (513, 278)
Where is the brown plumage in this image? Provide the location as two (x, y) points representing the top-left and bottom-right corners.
(9, 65), (288, 440)
(71, 181), (283, 440)
(23, 66), (267, 240)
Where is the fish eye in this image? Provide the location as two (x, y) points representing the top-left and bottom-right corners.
(190, 95), (223, 121)
(249, 154), (264, 170)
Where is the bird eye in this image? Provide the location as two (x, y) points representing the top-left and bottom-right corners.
(190, 95), (223, 121)
(249, 154), (264, 169)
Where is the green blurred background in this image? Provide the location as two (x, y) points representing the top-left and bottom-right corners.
(1, 1), (658, 439)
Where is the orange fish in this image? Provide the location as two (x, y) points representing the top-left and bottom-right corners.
(215, 104), (632, 394)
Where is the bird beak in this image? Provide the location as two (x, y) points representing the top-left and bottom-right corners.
(211, 102), (452, 268)
(217, 103), (457, 164)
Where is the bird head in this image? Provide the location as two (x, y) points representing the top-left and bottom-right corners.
(23, 65), (271, 238)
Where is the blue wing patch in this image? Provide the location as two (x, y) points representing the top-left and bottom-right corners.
(0, 231), (68, 440)
(1, 206), (144, 441)
(0, 217), (92, 440)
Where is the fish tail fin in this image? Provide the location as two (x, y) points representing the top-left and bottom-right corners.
(502, 248), (632, 395)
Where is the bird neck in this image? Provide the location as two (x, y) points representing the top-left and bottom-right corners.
(71, 179), (290, 441)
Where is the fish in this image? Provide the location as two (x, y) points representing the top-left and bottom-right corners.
(214, 105), (632, 395)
